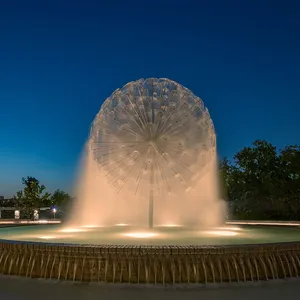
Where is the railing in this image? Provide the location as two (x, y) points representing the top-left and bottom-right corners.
(0, 219), (61, 225)
(227, 220), (300, 226)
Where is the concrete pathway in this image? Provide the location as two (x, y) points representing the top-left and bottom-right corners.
(0, 276), (300, 300)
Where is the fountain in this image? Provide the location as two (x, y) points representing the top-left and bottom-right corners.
(69, 78), (224, 228)
(0, 78), (300, 284)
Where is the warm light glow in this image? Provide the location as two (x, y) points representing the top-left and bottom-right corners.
(60, 228), (85, 233)
(160, 224), (183, 228)
(115, 223), (128, 226)
(81, 225), (101, 228)
(227, 226), (242, 231)
(124, 232), (158, 238)
(215, 226), (242, 231)
(39, 236), (56, 240)
(205, 230), (238, 236)
(53, 208), (57, 213)
(37, 220), (48, 224)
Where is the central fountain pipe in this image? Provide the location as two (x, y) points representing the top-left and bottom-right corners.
(148, 95), (155, 229)
(149, 190), (154, 229)
(149, 152), (154, 229)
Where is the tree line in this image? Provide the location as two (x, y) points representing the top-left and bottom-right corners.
(220, 140), (300, 220)
(1, 177), (72, 219)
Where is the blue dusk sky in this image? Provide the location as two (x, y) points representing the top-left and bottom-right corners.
(0, 0), (299, 197)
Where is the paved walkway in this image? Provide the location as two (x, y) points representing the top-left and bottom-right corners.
(0, 276), (300, 300)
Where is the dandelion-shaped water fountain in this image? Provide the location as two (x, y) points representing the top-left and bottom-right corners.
(89, 78), (216, 228)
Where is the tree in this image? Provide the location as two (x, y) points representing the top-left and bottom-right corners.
(219, 140), (300, 220)
(234, 140), (282, 218)
(278, 145), (300, 218)
(49, 189), (73, 218)
(14, 177), (51, 219)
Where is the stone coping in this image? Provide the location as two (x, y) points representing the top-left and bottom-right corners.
(1, 238), (300, 254)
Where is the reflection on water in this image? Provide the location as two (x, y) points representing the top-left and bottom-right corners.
(0, 225), (300, 246)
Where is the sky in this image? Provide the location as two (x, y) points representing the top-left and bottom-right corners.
(0, 0), (299, 197)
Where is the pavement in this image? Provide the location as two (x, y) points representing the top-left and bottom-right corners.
(0, 276), (300, 300)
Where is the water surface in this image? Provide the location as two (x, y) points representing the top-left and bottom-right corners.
(1, 224), (300, 246)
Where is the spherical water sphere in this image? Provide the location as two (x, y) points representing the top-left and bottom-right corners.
(90, 78), (216, 197)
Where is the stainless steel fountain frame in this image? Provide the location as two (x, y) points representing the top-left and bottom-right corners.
(1, 238), (300, 284)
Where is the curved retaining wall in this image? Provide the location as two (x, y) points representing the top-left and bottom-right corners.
(1, 240), (300, 284)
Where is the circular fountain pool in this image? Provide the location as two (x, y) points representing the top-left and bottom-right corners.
(1, 224), (300, 245)
(1, 223), (300, 284)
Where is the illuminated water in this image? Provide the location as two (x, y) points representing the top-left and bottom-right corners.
(69, 78), (226, 229)
(1, 225), (300, 246)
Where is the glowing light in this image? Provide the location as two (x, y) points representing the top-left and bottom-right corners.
(37, 220), (48, 224)
(82, 225), (101, 228)
(60, 228), (85, 233)
(39, 236), (56, 240)
(124, 232), (158, 238)
(205, 230), (238, 236)
(227, 226), (242, 231)
(215, 226), (242, 231)
(160, 224), (183, 228)
(115, 223), (128, 226)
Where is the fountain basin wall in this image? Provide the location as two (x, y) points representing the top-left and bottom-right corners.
(1, 240), (300, 284)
